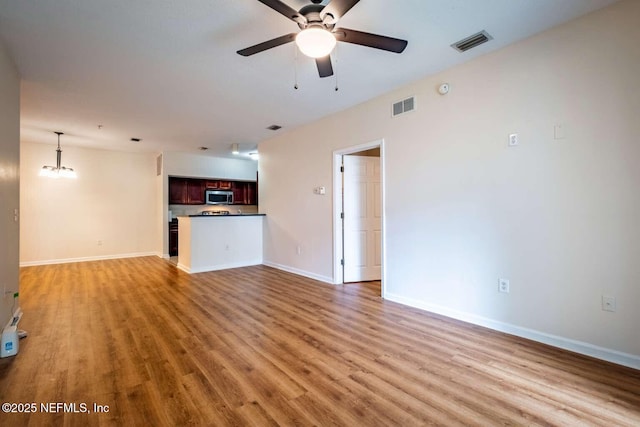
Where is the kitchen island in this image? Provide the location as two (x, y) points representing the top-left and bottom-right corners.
(177, 214), (264, 274)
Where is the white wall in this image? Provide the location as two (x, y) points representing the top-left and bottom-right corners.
(157, 151), (258, 256)
(0, 38), (20, 326)
(20, 142), (158, 265)
(162, 151), (258, 181)
(259, 0), (640, 367)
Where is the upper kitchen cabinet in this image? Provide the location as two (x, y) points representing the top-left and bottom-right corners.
(169, 177), (206, 204)
(169, 177), (187, 204)
(232, 181), (258, 205)
(205, 180), (232, 190)
(170, 176), (257, 205)
(187, 180), (206, 204)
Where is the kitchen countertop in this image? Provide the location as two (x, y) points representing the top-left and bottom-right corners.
(186, 213), (266, 217)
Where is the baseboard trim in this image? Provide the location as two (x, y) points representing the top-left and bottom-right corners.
(178, 260), (263, 274)
(384, 292), (640, 371)
(20, 252), (158, 267)
(262, 261), (334, 285)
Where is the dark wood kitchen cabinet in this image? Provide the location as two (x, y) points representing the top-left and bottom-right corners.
(169, 178), (187, 204)
(187, 180), (205, 204)
(169, 219), (178, 257)
(169, 177), (205, 204)
(247, 181), (257, 205)
(231, 181), (258, 205)
(170, 176), (257, 205)
(205, 180), (232, 190)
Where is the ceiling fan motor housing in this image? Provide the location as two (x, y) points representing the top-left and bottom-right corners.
(297, 5), (335, 30)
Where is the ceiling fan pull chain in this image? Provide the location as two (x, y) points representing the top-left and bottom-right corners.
(334, 43), (339, 92)
(294, 44), (299, 90)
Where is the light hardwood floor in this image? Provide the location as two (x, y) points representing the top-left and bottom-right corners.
(1, 256), (639, 426)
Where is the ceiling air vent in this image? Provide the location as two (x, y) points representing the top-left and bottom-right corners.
(392, 96), (416, 117)
(451, 30), (493, 52)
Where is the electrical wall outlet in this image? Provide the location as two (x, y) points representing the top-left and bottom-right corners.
(602, 295), (616, 312)
(554, 123), (566, 140)
(508, 133), (519, 146)
(313, 186), (326, 195)
(498, 278), (510, 293)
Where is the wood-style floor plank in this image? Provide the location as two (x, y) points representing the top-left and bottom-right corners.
(1, 256), (639, 426)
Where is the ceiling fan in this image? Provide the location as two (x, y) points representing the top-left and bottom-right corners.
(237, 0), (408, 78)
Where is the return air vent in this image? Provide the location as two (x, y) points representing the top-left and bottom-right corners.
(392, 96), (416, 117)
(451, 30), (493, 52)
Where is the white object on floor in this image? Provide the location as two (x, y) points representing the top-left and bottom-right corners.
(1, 326), (18, 357)
(1, 308), (22, 358)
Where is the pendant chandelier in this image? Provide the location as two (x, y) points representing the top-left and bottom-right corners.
(39, 131), (77, 178)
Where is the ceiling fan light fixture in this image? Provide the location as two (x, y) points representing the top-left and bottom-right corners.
(295, 26), (336, 58)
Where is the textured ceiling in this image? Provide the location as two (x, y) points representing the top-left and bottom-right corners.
(0, 0), (619, 159)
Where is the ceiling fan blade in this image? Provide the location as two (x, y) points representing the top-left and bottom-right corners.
(237, 33), (297, 56)
(335, 28), (408, 53)
(316, 55), (334, 78)
(321, 0), (360, 24)
(257, 0), (306, 25)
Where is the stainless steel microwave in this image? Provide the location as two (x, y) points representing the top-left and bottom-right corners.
(205, 190), (233, 205)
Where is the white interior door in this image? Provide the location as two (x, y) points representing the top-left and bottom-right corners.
(343, 155), (381, 282)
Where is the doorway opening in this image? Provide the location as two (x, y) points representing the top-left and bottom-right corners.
(332, 139), (385, 297)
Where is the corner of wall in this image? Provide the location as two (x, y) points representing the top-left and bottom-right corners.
(0, 36), (21, 327)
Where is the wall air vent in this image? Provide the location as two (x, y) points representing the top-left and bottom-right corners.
(392, 96), (416, 117)
(451, 30), (493, 52)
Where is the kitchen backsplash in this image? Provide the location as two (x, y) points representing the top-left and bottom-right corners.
(169, 204), (258, 219)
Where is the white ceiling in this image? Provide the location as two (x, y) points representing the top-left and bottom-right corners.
(0, 0), (619, 159)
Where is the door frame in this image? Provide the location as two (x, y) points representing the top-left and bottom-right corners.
(332, 139), (386, 296)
